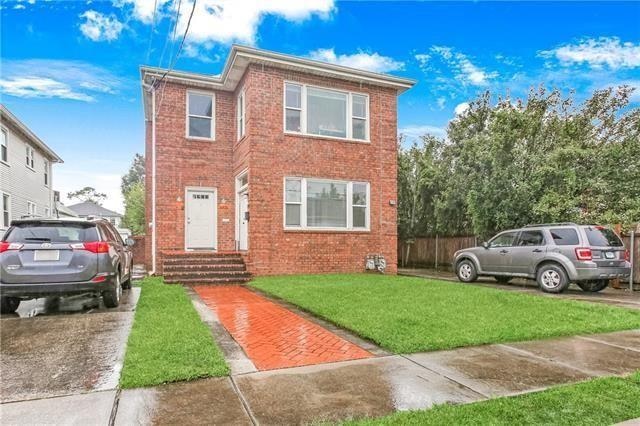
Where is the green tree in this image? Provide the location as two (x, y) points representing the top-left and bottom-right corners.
(122, 181), (145, 235)
(121, 153), (145, 196)
(67, 187), (107, 205)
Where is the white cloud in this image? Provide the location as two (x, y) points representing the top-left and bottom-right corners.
(415, 53), (431, 69)
(173, 0), (334, 45)
(436, 97), (446, 109)
(427, 46), (497, 86)
(13, 4), (26, 9)
(114, 0), (172, 23)
(399, 124), (447, 140)
(308, 48), (404, 73)
(79, 10), (124, 42)
(454, 102), (470, 116)
(540, 37), (640, 70)
(0, 59), (123, 102)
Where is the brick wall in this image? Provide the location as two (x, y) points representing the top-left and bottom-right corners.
(131, 235), (146, 266)
(146, 64), (399, 276)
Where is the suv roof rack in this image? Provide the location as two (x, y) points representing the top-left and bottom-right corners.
(523, 222), (578, 228)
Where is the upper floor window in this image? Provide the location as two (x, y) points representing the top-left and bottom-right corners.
(44, 159), (49, 186)
(284, 82), (369, 142)
(26, 146), (34, 169)
(284, 177), (369, 230)
(1, 128), (7, 163)
(187, 91), (215, 140)
(237, 90), (245, 140)
(27, 201), (36, 216)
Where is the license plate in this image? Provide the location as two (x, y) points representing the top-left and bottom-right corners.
(604, 251), (615, 259)
(34, 250), (60, 261)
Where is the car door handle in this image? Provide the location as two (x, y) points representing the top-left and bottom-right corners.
(532, 249), (543, 253)
(499, 249), (509, 254)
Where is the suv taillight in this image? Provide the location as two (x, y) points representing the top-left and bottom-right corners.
(0, 242), (24, 253)
(70, 241), (109, 253)
(575, 247), (593, 261)
(624, 249), (630, 262)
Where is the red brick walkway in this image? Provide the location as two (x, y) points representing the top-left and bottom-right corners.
(194, 286), (372, 370)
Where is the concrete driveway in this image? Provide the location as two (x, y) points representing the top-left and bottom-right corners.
(0, 289), (139, 423)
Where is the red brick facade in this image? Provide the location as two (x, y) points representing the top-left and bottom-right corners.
(145, 57), (406, 276)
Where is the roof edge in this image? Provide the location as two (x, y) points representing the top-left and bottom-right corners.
(0, 105), (63, 163)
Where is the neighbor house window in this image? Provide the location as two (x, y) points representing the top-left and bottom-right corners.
(1, 194), (9, 227)
(1, 128), (7, 163)
(27, 201), (36, 216)
(26, 146), (34, 169)
(44, 160), (49, 186)
(237, 90), (245, 140)
(284, 177), (369, 230)
(187, 91), (214, 139)
(284, 83), (369, 141)
(44, 207), (50, 217)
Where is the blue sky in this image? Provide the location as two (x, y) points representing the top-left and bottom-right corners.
(2, 0), (639, 212)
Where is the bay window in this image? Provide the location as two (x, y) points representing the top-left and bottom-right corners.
(284, 177), (369, 230)
(284, 82), (369, 141)
(187, 91), (215, 139)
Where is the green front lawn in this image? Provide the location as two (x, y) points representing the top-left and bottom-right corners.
(119, 277), (228, 388)
(345, 373), (640, 425)
(251, 274), (640, 353)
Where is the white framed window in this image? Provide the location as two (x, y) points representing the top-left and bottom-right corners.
(237, 90), (245, 140)
(186, 90), (215, 140)
(27, 201), (36, 216)
(284, 177), (370, 231)
(26, 145), (34, 169)
(44, 159), (49, 186)
(284, 82), (369, 142)
(1, 128), (7, 163)
(1, 193), (10, 228)
(44, 207), (51, 217)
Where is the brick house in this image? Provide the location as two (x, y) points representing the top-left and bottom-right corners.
(141, 46), (415, 280)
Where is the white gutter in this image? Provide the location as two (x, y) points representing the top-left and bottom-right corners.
(151, 87), (157, 275)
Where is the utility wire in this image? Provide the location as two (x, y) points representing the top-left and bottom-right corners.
(144, 0), (159, 64)
(158, 0), (182, 69)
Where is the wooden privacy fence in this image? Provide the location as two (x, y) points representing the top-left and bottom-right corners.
(400, 233), (639, 284)
(399, 236), (477, 270)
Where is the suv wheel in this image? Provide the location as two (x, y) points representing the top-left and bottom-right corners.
(537, 264), (569, 293)
(0, 297), (20, 314)
(456, 259), (478, 283)
(495, 276), (512, 284)
(577, 280), (609, 293)
(102, 274), (122, 308)
(121, 263), (132, 290)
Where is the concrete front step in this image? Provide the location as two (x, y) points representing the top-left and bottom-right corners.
(163, 257), (245, 266)
(165, 270), (251, 280)
(162, 251), (243, 258)
(165, 276), (252, 285)
(164, 264), (247, 272)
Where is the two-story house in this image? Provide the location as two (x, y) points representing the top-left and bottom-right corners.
(1, 105), (63, 233)
(141, 46), (415, 279)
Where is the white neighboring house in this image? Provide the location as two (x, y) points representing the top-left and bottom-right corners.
(67, 201), (123, 227)
(1, 105), (63, 233)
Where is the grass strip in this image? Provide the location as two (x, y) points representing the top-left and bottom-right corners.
(119, 277), (228, 388)
(344, 374), (640, 425)
(251, 274), (640, 353)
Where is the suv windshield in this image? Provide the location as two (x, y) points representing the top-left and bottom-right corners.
(584, 226), (623, 247)
(3, 223), (99, 243)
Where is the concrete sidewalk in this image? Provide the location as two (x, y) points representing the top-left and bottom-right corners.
(6, 329), (634, 425)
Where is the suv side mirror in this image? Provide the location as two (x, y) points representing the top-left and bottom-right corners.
(482, 242), (490, 249)
(125, 238), (135, 247)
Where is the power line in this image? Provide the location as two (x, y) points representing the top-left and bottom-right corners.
(144, 0), (159, 64)
(158, 0), (182, 69)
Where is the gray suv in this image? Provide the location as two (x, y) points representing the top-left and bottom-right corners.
(0, 217), (134, 313)
(453, 223), (631, 293)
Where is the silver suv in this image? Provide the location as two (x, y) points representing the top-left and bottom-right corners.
(453, 223), (631, 293)
(0, 217), (134, 313)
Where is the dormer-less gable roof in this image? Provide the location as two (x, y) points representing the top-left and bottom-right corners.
(141, 45), (416, 120)
(0, 104), (63, 163)
(68, 201), (122, 218)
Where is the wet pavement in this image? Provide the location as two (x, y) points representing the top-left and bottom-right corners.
(194, 285), (372, 371)
(399, 268), (640, 309)
(0, 288), (139, 404)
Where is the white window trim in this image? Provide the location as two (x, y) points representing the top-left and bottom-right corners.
(1, 192), (10, 228)
(44, 207), (51, 217)
(27, 201), (36, 216)
(44, 159), (50, 187)
(26, 145), (35, 171)
(237, 90), (246, 141)
(283, 81), (370, 143)
(234, 169), (249, 249)
(186, 90), (216, 141)
(283, 177), (370, 232)
(1, 127), (8, 165)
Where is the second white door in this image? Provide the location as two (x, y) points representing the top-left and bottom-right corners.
(238, 192), (248, 251)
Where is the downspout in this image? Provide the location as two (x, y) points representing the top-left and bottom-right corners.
(151, 87), (157, 275)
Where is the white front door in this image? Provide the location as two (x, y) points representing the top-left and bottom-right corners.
(238, 192), (248, 251)
(186, 188), (216, 250)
